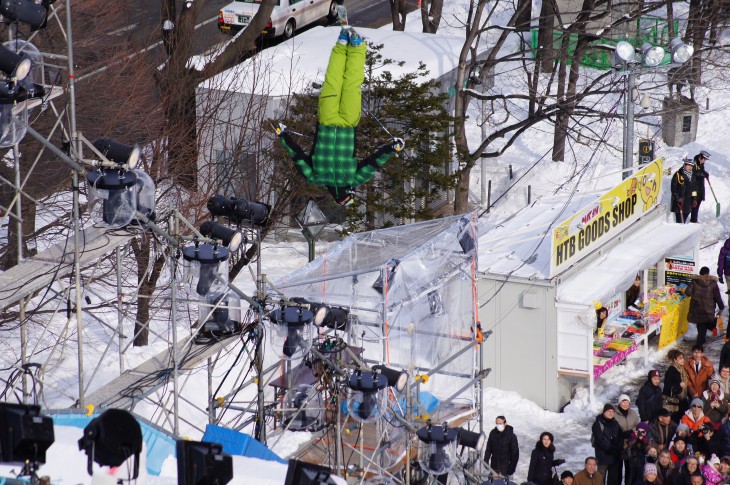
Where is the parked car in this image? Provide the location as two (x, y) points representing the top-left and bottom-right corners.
(218, 0), (338, 39)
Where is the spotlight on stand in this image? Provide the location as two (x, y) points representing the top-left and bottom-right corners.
(347, 370), (388, 423)
(207, 195), (271, 228)
(283, 384), (323, 432)
(0, 402), (55, 479)
(200, 220), (243, 252)
(182, 242), (230, 297)
(669, 37), (694, 63)
(284, 459), (336, 485)
(268, 305), (315, 360)
(456, 427), (486, 451)
(614, 40), (638, 70)
(200, 291), (241, 337)
(416, 421), (458, 476)
(177, 440), (233, 485)
(0, 44), (30, 82)
(92, 138), (141, 170)
(0, 0), (48, 30)
(2, 40), (44, 101)
(86, 167), (138, 228)
(78, 409), (143, 479)
(312, 303), (350, 331)
(641, 43), (665, 67)
(372, 364), (408, 392)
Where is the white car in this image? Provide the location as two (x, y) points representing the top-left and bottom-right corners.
(218, 0), (338, 39)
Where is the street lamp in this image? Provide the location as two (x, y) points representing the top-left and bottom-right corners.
(613, 38), (692, 179)
(295, 199), (327, 262)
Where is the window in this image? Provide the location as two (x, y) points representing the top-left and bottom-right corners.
(682, 115), (692, 133)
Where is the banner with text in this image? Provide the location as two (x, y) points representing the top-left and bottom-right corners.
(550, 159), (663, 277)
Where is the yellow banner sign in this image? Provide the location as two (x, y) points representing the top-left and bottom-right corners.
(550, 159), (663, 276)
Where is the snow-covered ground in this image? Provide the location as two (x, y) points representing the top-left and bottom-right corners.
(4, 2), (730, 484)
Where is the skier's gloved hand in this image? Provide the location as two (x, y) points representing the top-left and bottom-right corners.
(392, 137), (405, 152)
(275, 123), (287, 136)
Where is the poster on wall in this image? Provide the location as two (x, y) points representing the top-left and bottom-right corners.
(665, 257), (695, 286)
(550, 159), (663, 276)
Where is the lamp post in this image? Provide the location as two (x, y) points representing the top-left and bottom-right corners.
(295, 199), (328, 262)
(614, 38), (693, 179)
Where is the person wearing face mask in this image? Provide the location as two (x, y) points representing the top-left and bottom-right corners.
(484, 416), (520, 478)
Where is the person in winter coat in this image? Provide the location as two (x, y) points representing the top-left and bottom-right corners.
(669, 437), (690, 465)
(665, 350), (690, 422)
(638, 370), (665, 423)
(684, 346), (716, 399)
(671, 159), (695, 224)
(718, 457), (730, 483)
(656, 450), (675, 485)
(690, 150), (711, 223)
(616, 394), (641, 484)
(638, 463), (660, 485)
(711, 367), (730, 395)
(630, 442), (659, 485)
(627, 274), (643, 308)
(681, 398), (713, 433)
(716, 236), (730, 294)
(695, 424), (722, 461)
(592, 404), (624, 485)
(671, 456), (701, 485)
(625, 419), (652, 485)
(527, 432), (565, 485)
(561, 470), (574, 485)
(719, 414), (730, 456)
(276, 30), (403, 206)
(685, 267), (725, 347)
(670, 424), (695, 455)
(701, 378), (728, 428)
(651, 408), (678, 451)
(701, 455), (723, 485)
(573, 457), (603, 485)
(484, 415), (519, 478)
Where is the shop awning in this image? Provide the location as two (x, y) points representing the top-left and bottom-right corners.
(556, 221), (702, 306)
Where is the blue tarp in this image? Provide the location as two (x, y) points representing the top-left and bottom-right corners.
(202, 424), (286, 464)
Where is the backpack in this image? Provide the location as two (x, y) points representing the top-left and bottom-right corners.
(591, 421), (605, 447)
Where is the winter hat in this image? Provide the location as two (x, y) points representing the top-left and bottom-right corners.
(676, 423), (691, 434)
(636, 422), (651, 432)
(619, 394), (631, 404)
(708, 455), (721, 467)
(691, 397), (704, 408)
(657, 408), (671, 417)
(561, 471), (574, 480)
(700, 150), (711, 159)
(644, 463), (658, 477)
(603, 403), (616, 413)
(709, 377), (722, 389)
(649, 370), (661, 378)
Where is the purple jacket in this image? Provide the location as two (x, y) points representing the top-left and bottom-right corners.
(718, 238), (730, 277)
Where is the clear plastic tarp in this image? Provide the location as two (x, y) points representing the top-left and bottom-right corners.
(273, 214), (480, 408)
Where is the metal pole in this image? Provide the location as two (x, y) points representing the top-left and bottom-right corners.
(256, 271), (267, 444)
(307, 237), (315, 262)
(13, 144), (22, 264)
(116, 247), (124, 374)
(481, 99), (487, 206)
(208, 357), (215, 424)
(623, 70), (636, 180)
(19, 298), (27, 402)
(171, 252), (180, 435)
(72, 172), (85, 407)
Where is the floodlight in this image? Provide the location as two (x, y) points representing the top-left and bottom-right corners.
(669, 38), (693, 63)
(284, 459), (336, 485)
(93, 138), (141, 170)
(283, 384), (323, 432)
(200, 292), (241, 336)
(176, 440), (233, 485)
(416, 422), (458, 476)
(372, 364), (408, 392)
(456, 427), (486, 450)
(312, 303), (349, 331)
(206, 195), (270, 227)
(0, 0), (48, 30)
(78, 409), (142, 479)
(86, 168), (139, 228)
(641, 43), (665, 67)
(372, 258), (399, 294)
(0, 402), (55, 468)
(200, 220), (243, 252)
(615, 41), (637, 63)
(268, 305), (315, 359)
(347, 370), (388, 423)
(182, 243), (230, 297)
(0, 45), (30, 81)
(2, 40), (45, 101)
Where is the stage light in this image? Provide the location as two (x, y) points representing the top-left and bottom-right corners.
(177, 440), (233, 485)
(78, 409), (143, 479)
(669, 38), (693, 64)
(268, 305), (315, 360)
(182, 243), (230, 297)
(372, 259), (399, 294)
(312, 303), (349, 331)
(86, 168), (139, 228)
(0, 402), (55, 472)
(200, 292), (241, 336)
(200, 220), (243, 252)
(93, 138), (141, 170)
(372, 364), (408, 392)
(206, 195), (271, 227)
(0, 0), (48, 30)
(283, 384), (323, 432)
(284, 459), (336, 485)
(0, 44), (30, 81)
(2, 40), (45, 102)
(456, 427), (486, 450)
(641, 43), (665, 67)
(347, 370), (388, 423)
(416, 422), (458, 476)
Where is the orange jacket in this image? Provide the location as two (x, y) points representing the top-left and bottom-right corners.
(685, 356), (715, 397)
(680, 409), (712, 432)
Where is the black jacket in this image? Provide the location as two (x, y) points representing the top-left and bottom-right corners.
(650, 418), (677, 449)
(691, 155), (708, 202)
(592, 414), (623, 465)
(670, 168), (694, 215)
(664, 366), (684, 399)
(637, 377), (664, 422)
(686, 273), (724, 325)
(527, 446), (555, 485)
(695, 431), (722, 460)
(484, 425), (519, 476)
